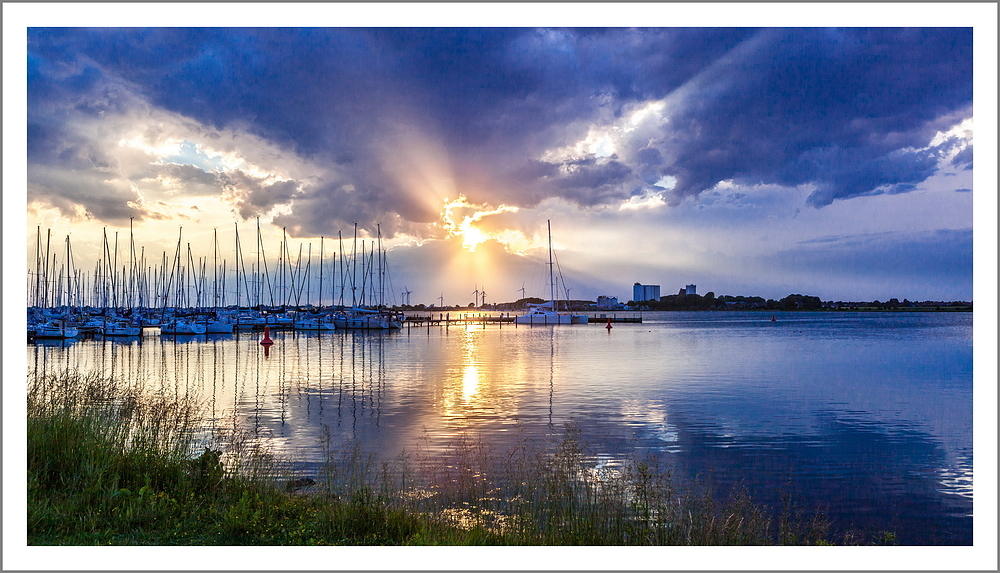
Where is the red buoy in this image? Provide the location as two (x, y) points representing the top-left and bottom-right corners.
(260, 326), (274, 345)
(606, 317), (613, 331)
(771, 315), (776, 322)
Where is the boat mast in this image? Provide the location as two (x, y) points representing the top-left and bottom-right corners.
(338, 230), (346, 307)
(114, 231), (121, 312)
(160, 228), (182, 318)
(547, 219), (555, 309)
(128, 218), (135, 309)
(282, 227), (292, 307)
(238, 224), (252, 307)
(139, 246), (146, 309)
(64, 234), (71, 311)
(319, 236), (324, 309)
(234, 223), (241, 309)
(101, 228), (109, 308)
(256, 218), (274, 306)
(377, 224), (383, 310)
(277, 227), (284, 305)
(212, 229), (218, 308)
(358, 240), (367, 307)
(43, 229), (52, 308)
(33, 226), (42, 307)
(351, 223), (358, 307)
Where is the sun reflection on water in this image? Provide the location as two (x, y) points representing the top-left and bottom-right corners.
(461, 364), (480, 401)
(440, 325), (490, 421)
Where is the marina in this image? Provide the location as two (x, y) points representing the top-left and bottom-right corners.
(27, 307), (643, 341)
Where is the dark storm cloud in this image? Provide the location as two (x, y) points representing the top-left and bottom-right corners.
(219, 171), (303, 219)
(270, 179), (431, 241)
(157, 163), (225, 196)
(654, 28), (971, 205)
(28, 163), (145, 223)
(27, 27), (972, 233)
(792, 145), (943, 207)
(552, 158), (634, 203)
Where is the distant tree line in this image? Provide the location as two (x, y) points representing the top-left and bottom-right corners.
(626, 293), (971, 311)
(390, 295), (971, 312)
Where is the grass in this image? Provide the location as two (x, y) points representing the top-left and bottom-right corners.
(27, 371), (890, 545)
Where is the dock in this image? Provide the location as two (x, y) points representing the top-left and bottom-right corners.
(402, 313), (641, 327)
(586, 315), (642, 323)
(403, 314), (514, 326)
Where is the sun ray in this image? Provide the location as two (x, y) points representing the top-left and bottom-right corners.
(440, 195), (520, 252)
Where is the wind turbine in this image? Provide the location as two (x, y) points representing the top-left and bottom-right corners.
(472, 284), (480, 307)
(438, 293), (444, 308)
(401, 286), (412, 306)
(481, 288), (487, 308)
(518, 282), (526, 300)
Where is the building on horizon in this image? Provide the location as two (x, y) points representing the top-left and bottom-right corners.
(632, 283), (660, 302)
(596, 295), (618, 309)
(685, 284), (697, 296)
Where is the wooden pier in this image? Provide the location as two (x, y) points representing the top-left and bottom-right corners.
(403, 314), (514, 326)
(586, 315), (642, 323)
(402, 313), (641, 327)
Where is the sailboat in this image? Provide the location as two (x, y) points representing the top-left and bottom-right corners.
(34, 319), (80, 339)
(160, 317), (207, 335)
(335, 224), (403, 330)
(103, 318), (141, 337)
(515, 220), (576, 325)
(204, 312), (235, 334)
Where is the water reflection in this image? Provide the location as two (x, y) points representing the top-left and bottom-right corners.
(25, 312), (973, 544)
(461, 364), (479, 401)
(444, 326), (485, 417)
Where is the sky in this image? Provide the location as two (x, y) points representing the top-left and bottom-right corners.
(13, 9), (991, 307)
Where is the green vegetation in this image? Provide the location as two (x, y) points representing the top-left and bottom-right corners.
(28, 371), (890, 545)
(629, 292), (971, 312)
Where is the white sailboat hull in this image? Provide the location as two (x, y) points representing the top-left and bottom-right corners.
(34, 323), (80, 339)
(514, 220), (580, 326)
(205, 320), (234, 333)
(160, 320), (207, 335)
(514, 310), (574, 325)
(104, 322), (141, 336)
(294, 318), (336, 331)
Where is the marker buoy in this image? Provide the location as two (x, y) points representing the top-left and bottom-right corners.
(260, 326), (274, 345)
(606, 318), (613, 331)
(771, 315), (776, 322)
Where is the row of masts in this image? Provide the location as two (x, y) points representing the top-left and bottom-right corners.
(28, 219), (396, 311)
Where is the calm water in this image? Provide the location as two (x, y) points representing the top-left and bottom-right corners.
(28, 311), (973, 545)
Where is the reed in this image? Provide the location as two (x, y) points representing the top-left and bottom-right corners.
(318, 425), (781, 545)
(28, 371), (880, 545)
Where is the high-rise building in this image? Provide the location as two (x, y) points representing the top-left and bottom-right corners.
(632, 283), (660, 302)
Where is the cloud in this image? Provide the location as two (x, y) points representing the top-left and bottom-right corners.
(797, 146), (943, 207)
(221, 171), (302, 219)
(27, 163), (145, 223)
(27, 27), (973, 240)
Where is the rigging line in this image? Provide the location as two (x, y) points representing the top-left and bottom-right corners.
(258, 218), (275, 306)
(551, 248), (571, 303)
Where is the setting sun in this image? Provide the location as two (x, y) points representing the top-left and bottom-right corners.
(441, 195), (519, 252)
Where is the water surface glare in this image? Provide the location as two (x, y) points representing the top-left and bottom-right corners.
(28, 311), (972, 544)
